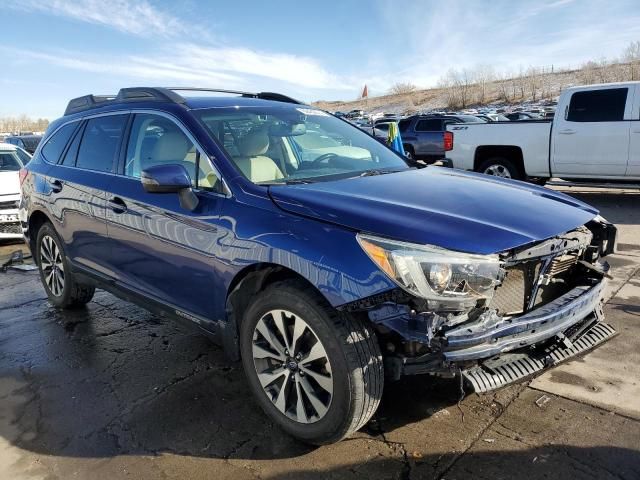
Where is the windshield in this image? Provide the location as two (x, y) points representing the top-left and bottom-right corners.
(15, 148), (31, 165)
(0, 151), (24, 171)
(457, 115), (487, 123)
(195, 105), (409, 184)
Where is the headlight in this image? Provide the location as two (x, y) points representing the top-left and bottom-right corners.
(357, 233), (502, 312)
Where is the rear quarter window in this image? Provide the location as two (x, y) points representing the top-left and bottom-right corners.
(41, 123), (78, 163)
(566, 88), (628, 122)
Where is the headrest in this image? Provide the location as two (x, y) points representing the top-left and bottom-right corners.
(151, 131), (191, 162)
(238, 130), (269, 157)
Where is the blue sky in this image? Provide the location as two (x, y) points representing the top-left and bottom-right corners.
(1, 0), (640, 119)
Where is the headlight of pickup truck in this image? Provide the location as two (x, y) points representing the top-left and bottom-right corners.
(357, 234), (502, 312)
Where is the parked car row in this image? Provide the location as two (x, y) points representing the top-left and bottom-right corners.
(0, 142), (30, 239)
(1, 134), (43, 154)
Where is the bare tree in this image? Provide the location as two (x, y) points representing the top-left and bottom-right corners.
(473, 64), (495, 105)
(388, 82), (418, 95)
(0, 116), (49, 134)
(525, 66), (544, 102)
(622, 40), (640, 80)
(496, 71), (512, 102)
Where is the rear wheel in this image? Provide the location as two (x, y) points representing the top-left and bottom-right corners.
(404, 145), (415, 160)
(240, 280), (383, 444)
(36, 223), (95, 308)
(478, 157), (523, 180)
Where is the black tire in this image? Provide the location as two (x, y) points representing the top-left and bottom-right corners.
(404, 144), (415, 160)
(240, 279), (383, 445)
(478, 157), (523, 180)
(532, 177), (549, 186)
(36, 222), (95, 308)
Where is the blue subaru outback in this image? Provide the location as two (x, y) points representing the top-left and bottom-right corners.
(20, 87), (617, 444)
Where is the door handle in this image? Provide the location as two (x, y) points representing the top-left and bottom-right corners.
(108, 197), (127, 214)
(48, 179), (63, 193)
(558, 129), (576, 135)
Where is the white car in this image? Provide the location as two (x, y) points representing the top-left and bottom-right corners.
(446, 81), (640, 181)
(0, 143), (30, 239)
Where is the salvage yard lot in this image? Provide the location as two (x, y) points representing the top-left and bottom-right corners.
(1, 186), (639, 480)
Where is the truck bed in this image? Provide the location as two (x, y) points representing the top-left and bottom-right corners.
(447, 120), (553, 178)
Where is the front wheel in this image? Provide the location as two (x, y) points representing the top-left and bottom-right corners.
(36, 222), (95, 308)
(240, 280), (383, 444)
(478, 157), (523, 180)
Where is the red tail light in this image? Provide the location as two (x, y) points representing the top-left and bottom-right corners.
(19, 168), (28, 187)
(444, 131), (454, 151)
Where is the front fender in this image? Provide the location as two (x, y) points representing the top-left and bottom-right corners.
(217, 197), (396, 311)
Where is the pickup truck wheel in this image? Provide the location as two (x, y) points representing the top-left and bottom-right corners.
(478, 157), (523, 180)
(240, 280), (383, 445)
(36, 222), (95, 308)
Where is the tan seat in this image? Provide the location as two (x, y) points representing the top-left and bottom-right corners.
(235, 130), (284, 183)
(147, 131), (191, 167)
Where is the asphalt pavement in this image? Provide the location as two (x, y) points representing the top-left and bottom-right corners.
(0, 187), (639, 480)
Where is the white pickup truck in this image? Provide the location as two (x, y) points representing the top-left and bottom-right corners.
(446, 81), (640, 182)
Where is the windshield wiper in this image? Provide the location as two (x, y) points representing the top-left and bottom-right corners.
(259, 179), (313, 186)
(358, 169), (400, 177)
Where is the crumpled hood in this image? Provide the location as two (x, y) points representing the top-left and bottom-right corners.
(269, 167), (599, 255)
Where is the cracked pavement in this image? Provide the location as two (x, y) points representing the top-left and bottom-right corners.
(1, 187), (639, 480)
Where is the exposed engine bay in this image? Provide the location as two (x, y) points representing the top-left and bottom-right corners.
(346, 216), (618, 391)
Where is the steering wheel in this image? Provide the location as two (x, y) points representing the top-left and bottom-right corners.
(311, 153), (338, 165)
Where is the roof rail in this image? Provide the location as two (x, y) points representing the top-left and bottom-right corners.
(166, 87), (303, 105)
(64, 87), (185, 116)
(64, 95), (116, 116)
(64, 86), (303, 116)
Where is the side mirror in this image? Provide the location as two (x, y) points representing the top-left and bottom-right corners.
(141, 164), (199, 211)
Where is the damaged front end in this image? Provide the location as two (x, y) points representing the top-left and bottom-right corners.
(349, 216), (618, 392)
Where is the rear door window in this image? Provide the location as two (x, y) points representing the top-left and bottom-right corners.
(76, 115), (128, 173)
(415, 119), (442, 131)
(41, 123), (78, 163)
(566, 88), (628, 122)
(398, 119), (412, 132)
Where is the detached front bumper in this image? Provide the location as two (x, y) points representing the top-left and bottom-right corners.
(440, 277), (616, 393)
(444, 279), (606, 362)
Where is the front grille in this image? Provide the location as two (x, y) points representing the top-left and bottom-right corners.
(0, 223), (21, 234)
(490, 266), (527, 315)
(491, 249), (583, 316)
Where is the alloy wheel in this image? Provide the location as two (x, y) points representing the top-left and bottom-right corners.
(40, 235), (65, 297)
(483, 164), (512, 178)
(251, 309), (333, 424)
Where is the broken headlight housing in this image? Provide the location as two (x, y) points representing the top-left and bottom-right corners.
(358, 234), (502, 312)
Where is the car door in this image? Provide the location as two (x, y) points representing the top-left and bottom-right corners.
(105, 111), (228, 324)
(626, 84), (640, 177)
(43, 115), (126, 275)
(551, 86), (631, 177)
(413, 119), (444, 157)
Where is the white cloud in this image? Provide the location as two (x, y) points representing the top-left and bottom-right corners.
(3, 0), (352, 93)
(5, 0), (193, 38)
(3, 45), (354, 93)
